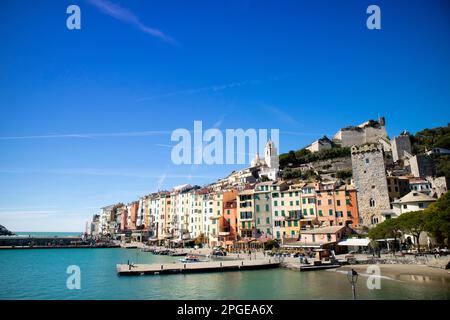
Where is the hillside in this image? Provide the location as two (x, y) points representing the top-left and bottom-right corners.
(279, 147), (351, 169)
(0, 225), (14, 236)
(410, 124), (450, 154)
(410, 124), (450, 178)
(279, 123), (450, 178)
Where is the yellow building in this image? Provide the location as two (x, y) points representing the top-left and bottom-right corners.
(279, 184), (303, 239)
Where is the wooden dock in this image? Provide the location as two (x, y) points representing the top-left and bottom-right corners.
(116, 259), (280, 276)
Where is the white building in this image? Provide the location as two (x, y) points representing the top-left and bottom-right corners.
(383, 191), (436, 220)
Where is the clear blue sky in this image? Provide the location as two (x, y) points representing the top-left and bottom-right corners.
(0, 0), (449, 231)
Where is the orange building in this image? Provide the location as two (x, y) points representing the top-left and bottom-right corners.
(220, 189), (238, 247)
(126, 201), (139, 230)
(316, 183), (359, 227)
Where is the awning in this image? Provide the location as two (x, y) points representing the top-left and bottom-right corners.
(338, 238), (370, 247)
(281, 241), (335, 248)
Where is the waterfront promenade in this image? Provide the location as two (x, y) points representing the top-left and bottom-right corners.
(117, 258), (280, 275)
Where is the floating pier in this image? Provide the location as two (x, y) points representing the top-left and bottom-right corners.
(299, 264), (341, 272)
(116, 259), (280, 276)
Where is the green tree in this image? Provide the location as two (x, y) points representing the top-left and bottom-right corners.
(425, 191), (450, 246)
(368, 218), (401, 253)
(396, 211), (429, 252)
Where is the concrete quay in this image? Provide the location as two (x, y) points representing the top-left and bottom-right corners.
(116, 258), (280, 276)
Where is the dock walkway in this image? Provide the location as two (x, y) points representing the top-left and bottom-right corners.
(117, 259), (280, 276)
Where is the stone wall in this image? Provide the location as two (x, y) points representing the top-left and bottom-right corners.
(410, 154), (436, 178)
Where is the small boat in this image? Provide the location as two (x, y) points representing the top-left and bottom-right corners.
(169, 252), (187, 257)
(179, 255), (200, 263)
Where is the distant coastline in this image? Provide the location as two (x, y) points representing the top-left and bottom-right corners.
(14, 231), (83, 237)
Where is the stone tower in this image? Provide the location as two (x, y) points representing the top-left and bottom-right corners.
(351, 144), (390, 226)
(391, 131), (412, 163)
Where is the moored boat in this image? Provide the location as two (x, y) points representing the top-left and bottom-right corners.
(179, 255), (200, 263)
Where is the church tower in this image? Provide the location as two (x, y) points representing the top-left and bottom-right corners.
(264, 140), (279, 170)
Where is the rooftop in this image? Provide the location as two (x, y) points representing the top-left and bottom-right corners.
(393, 191), (436, 204)
(301, 226), (346, 234)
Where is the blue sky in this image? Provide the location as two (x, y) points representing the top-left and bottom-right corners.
(0, 0), (449, 231)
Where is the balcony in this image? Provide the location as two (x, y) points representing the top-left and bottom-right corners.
(285, 210), (302, 221)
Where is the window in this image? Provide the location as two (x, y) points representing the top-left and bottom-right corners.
(274, 201), (278, 206)
(294, 221), (298, 227)
(328, 199), (332, 205)
(369, 198), (376, 207)
(227, 210), (230, 215)
(346, 199), (350, 205)
(318, 210), (323, 216)
(256, 205), (260, 212)
(310, 208), (314, 215)
(288, 221), (292, 227)
(318, 200), (322, 206)
(336, 200), (341, 206)
(289, 192), (293, 197)
(281, 210), (285, 216)
(291, 230), (295, 236)
(365, 158), (370, 164)
(302, 198), (306, 204)
(347, 211), (351, 217)
(329, 209), (333, 216)
(419, 203), (424, 208)
(266, 217), (270, 224)
(303, 209), (307, 215)
(275, 210), (279, 216)
(403, 204), (407, 209)
(290, 201), (293, 206)
(265, 204), (269, 211)
(281, 201), (285, 206)
(296, 200), (299, 206)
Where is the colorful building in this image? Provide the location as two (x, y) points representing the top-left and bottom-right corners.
(237, 188), (255, 239)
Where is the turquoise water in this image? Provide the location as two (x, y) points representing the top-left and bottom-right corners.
(0, 248), (449, 300)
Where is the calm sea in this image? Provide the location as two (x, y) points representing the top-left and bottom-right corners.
(0, 248), (449, 300)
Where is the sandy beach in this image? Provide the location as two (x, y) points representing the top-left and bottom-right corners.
(336, 264), (450, 288)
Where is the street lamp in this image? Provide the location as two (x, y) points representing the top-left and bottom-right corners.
(347, 269), (358, 300)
